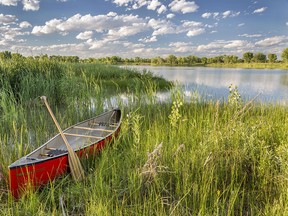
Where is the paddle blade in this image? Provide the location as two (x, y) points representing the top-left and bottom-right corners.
(68, 151), (85, 181)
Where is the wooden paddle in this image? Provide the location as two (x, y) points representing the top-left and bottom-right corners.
(40, 96), (85, 181)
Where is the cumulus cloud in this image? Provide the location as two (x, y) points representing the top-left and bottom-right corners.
(32, 18), (62, 35)
(0, 25), (30, 47)
(76, 31), (93, 40)
(147, 0), (161, 10)
(107, 23), (148, 39)
(32, 13), (147, 38)
(253, 7), (267, 14)
(157, 5), (167, 14)
(0, 0), (40, 11)
(0, 0), (18, 6)
(148, 18), (176, 36)
(0, 14), (17, 25)
(113, 0), (131, 6)
(19, 21), (32, 28)
(187, 28), (205, 37)
(107, 12), (118, 17)
(22, 0), (40, 11)
(166, 13), (175, 19)
(169, 0), (199, 14)
(255, 36), (288, 47)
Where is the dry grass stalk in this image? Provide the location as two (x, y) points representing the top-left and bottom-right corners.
(233, 92), (262, 120)
(141, 142), (163, 184)
(203, 152), (213, 167)
(214, 100), (220, 130)
(173, 144), (185, 156)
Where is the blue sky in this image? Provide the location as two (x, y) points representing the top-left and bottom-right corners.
(0, 0), (287, 59)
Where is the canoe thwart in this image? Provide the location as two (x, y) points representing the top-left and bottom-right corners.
(63, 133), (103, 139)
(73, 126), (114, 133)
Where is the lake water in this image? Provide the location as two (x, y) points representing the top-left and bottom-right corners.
(121, 65), (288, 104)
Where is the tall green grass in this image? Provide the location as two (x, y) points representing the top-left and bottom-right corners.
(1, 60), (288, 215)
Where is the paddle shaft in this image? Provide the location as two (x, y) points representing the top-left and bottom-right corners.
(41, 96), (71, 148)
(40, 96), (84, 181)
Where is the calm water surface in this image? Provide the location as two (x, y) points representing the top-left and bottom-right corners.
(122, 65), (288, 104)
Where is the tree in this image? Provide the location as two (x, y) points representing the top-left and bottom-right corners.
(267, 53), (277, 63)
(166, 54), (177, 65)
(0, 51), (12, 60)
(201, 57), (207, 65)
(252, 52), (266, 63)
(281, 48), (288, 62)
(243, 52), (253, 63)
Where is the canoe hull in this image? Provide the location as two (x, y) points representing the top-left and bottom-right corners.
(9, 109), (121, 199)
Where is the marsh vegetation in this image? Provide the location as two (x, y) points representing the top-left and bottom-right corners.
(1, 58), (288, 215)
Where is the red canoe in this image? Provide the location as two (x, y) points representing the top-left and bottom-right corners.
(8, 108), (122, 198)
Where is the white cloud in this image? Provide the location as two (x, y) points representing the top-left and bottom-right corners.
(166, 13), (175, 19)
(139, 35), (157, 43)
(32, 18), (63, 35)
(222, 10), (240, 18)
(107, 23), (148, 39)
(202, 13), (211, 18)
(187, 28), (205, 37)
(255, 36), (288, 47)
(0, 0), (18, 6)
(0, 14), (17, 25)
(147, 0), (161, 10)
(239, 33), (262, 38)
(148, 18), (176, 36)
(76, 31), (93, 40)
(202, 11), (240, 19)
(0, 25), (30, 47)
(238, 23), (245, 27)
(223, 40), (250, 49)
(107, 12), (118, 17)
(157, 5), (167, 14)
(182, 20), (202, 28)
(19, 21), (32, 28)
(32, 13), (147, 37)
(253, 7), (267, 14)
(22, 0), (40, 11)
(286, 22), (288, 26)
(169, 42), (193, 53)
(197, 40), (253, 52)
(113, 0), (132, 6)
(169, 0), (199, 14)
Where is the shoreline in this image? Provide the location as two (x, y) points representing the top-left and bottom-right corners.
(114, 62), (288, 70)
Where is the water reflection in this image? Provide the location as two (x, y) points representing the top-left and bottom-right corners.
(121, 66), (288, 104)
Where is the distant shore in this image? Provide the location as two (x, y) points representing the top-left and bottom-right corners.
(117, 62), (288, 70)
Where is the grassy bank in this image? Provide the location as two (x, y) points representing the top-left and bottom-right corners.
(0, 58), (171, 106)
(1, 61), (288, 215)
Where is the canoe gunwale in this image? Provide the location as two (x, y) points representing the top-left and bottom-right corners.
(8, 108), (121, 170)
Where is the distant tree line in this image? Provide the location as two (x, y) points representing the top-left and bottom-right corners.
(1, 48), (288, 65)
